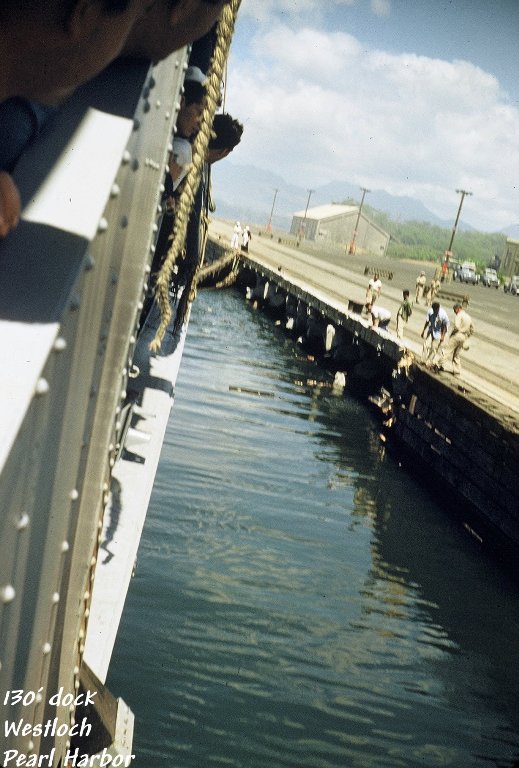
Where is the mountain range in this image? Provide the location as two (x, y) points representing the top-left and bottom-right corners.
(210, 161), (518, 238)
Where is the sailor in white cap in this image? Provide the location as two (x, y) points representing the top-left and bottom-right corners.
(415, 269), (427, 303)
(231, 221), (242, 250)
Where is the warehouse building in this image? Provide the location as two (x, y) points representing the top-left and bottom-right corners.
(290, 203), (390, 256)
(501, 238), (519, 277)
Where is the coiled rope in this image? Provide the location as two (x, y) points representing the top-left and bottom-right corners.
(150, 0), (241, 351)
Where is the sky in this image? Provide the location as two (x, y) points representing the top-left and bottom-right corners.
(221, 0), (519, 232)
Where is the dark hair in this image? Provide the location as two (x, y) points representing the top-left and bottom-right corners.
(403, 289), (410, 298)
(209, 113), (243, 150)
(432, 301), (440, 312)
(183, 80), (206, 106)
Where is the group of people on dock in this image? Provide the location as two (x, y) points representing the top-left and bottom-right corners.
(364, 269), (474, 376)
(230, 221), (252, 252)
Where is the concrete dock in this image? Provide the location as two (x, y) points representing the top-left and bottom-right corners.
(209, 218), (519, 418)
(206, 218), (519, 557)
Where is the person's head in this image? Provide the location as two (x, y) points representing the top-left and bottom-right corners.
(177, 79), (206, 138)
(431, 301), (440, 314)
(122, 0), (227, 62)
(453, 303), (462, 314)
(365, 302), (373, 313)
(0, 0), (156, 101)
(403, 289), (410, 299)
(207, 112), (243, 163)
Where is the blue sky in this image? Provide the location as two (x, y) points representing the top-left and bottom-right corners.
(220, 0), (519, 232)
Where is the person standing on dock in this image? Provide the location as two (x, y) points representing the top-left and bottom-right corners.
(436, 303), (474, 376)
(241, 225), (251, 252)
(231, 221), (242, 249)
(366, 273), (382, 304)
(396, 289), (413, 339)
(415, 270), (426, 303)
(421, 301), (449, 366)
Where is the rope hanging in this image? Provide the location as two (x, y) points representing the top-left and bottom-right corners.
(150, 0), (242, 351)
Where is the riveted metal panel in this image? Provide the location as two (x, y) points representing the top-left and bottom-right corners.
(0, 50), (187, 763)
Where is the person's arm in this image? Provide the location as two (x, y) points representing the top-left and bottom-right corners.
(0, 171), (21, 237)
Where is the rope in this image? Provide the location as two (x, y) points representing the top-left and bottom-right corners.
(150, 0), (242, 351)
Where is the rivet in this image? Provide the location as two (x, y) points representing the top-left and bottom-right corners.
(131, 159), (139, 171)
(143, 100), (150, 113)
(152, 223), (158, 233)
(69, 489), (79, 501)
(70, 293), (81, 311)
(167, 142), (173, 153)
(148, 76), (156, 89)
(98, 217), (108, 233)
(35, 692), (43, 703)
(74, 666), (80, 675)
(0, 585), (16, 603)
(80, 643), (85, 653)
(111, 272), (118, 285)
(157, 204), (163, 215)
(120, 215), (129, 229)
(90, 386), (98, 397)
(111, 183), (121, 198)
(53, 337), (67, 352)
(84, 590), (90, 601)
(133, 119), (140, 131)
(84, 607), (90, 618)
(174, 101), (181, 112)
(61, 541), (69, 553)
(16, 513), (30, 531)
(84, 254), (95, 270)
(42, 642), (51, 655)
(79, 629), (85, 640)
(150, 244), (155, 254)
(103, 482), (109, 492)
(35, 378), (49, 396)
(142, 86), (150, 99)
(130, 334), (136, 344)
(122, 150), (131, 164)
(52, 592), (60, 604)
(109, 457), (115, 468)
(28, 741), (34, 751)
(159, 183), (165, 194)
(165, 111), (170, 120)
(137, 301), (144, 310)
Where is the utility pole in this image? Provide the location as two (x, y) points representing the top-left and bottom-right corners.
(266, 188), (278, 233)
(348, 187), (370, 254)
(445, 188), (473, 262)
(297, 189), (314, 244)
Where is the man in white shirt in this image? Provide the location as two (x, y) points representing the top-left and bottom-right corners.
(437, 303), (474, 376)
(366, 302), (391, 330)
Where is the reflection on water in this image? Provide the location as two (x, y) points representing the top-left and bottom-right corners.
(108, 290), (519, 767)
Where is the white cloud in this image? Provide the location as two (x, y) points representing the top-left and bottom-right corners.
(225, 21), (519, 230)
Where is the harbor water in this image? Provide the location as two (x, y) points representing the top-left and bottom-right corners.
(108, 289), (519, 768)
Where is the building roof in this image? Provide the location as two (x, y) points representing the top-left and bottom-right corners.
(292, 203), (358, 220)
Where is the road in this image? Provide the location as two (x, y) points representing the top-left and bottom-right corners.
(209, 219), (519, 415)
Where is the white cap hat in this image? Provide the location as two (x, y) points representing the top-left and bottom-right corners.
(185, 66), (207, 85)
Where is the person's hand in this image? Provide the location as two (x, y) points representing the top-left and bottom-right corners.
(0, 172), (21, 237)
